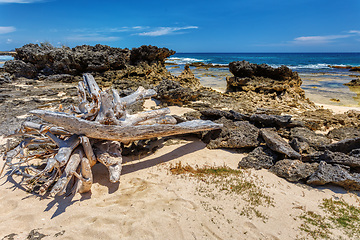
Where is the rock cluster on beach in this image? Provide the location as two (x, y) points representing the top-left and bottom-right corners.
(196, 108), (360, 190)
(2, 43), (360, 192)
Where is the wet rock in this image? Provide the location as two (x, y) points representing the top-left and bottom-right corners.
(325, 137), (360, 154)
(4, 60), (37, 78)
(327, 127), (360, 141)
(206, 118), (260, 149)
(250, 114), (304, 128)
(155, 79), (199, 106)
(270, 159), (319, 182)
(307, 161), (360, 190)
(238, 145), (278, 170)
(290, 127), (331, 150)
(260, 129), (301, 159)
(305, 150), (360, 168)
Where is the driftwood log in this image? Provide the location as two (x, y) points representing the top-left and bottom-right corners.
(1, 73), (222, 197)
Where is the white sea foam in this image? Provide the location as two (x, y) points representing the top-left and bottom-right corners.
(166, 57), (206, 64)
(290, 64), (330, 69)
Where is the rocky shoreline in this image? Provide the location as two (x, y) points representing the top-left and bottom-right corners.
(1, 43), (360, 192)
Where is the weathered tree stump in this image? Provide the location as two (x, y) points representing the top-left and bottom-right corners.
(1, 73), (222, 197)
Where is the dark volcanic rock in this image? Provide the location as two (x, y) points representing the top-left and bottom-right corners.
(206, 118), (260, 149)
(270, 159), (319, 182)
(6, 43), (175, 80)
(229, 61), (297, 80)
(307, 161), (360, 190)
(250, 114), (304, 128)
(227, 61), (303, 95)
(350, 149), (360, 158)
(325, 137), (360, 154)
(290, 127), (331, 150)
(155, 79), (199, 106)
(42, 74), (76, 82)
(327, 127), (360, 141)
(4, 60), (37, 78)
(289, 138), (311, 154)
(200, 109), (249, 121)
(238, 145), (278, 170)
(130, 45), (175, 65)
(0, 72), (12, 84)
(305, 150), (360, 168)
(344, 79), (360, 86)
(260, 129), (301, 159)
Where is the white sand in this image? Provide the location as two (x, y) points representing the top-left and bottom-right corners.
(1, 104), (360, 239)
(315, 103), (360, 114)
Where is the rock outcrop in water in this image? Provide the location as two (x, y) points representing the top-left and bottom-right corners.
(227, 60), (304, 96)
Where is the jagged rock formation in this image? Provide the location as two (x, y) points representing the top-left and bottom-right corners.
(4, 43), (175, 86)
(197, 108), (360, 191)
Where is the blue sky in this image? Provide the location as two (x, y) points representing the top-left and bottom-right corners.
(0, 0), (359, 52)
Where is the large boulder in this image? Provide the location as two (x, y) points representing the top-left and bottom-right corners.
(227, 61), (303, 96)
(155, 79), (199, 106)
(307, 161), (360, 190)
(238, 145), (279, 170)
(260, 129), (301, 159)
(4, 60), (37, 78)
(304, 150), (360, 168)
(290, 127), (331, 150)
(205, 117), (260, 149)
(270, 159), (319, 182)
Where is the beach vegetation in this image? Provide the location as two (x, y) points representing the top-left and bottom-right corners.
(169, 162), (274, 221)
(297, 197), (360, 240)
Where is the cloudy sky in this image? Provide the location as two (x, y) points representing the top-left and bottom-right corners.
(0, 0), (359, 52)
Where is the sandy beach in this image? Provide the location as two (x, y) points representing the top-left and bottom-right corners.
(1, 103), (360, 240)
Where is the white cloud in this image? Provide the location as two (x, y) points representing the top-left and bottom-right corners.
(293, 34), (351, 44)
(0, 26), (16, 34)
(349, 30), (360, 35)
(0, 0), (43, 3)
(138, 26), (198, 37)
(6, 38), (13, 44)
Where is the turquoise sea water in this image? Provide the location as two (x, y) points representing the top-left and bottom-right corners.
(166, 53), (360, 107)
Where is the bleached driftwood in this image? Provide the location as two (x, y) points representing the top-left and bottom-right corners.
(1, 73), (222, 197)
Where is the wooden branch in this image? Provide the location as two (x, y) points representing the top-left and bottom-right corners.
(95, 91), (118, 125)
(80, 136), (97, 167)
(121, 108), (170, 126)
(94, 141), (122, 183)
(44, 133), (80, 167)
(22, 121), (70, 136)
(50, 147), (82, 196)
(76, 156), (93, 193)
(77, 81), (90, 114)
(138, 115), (177, 125)
(30, 110), (223, 142)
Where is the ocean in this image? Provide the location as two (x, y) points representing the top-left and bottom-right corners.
(1, 53), (360, 107)
(166, 53), (360, 107)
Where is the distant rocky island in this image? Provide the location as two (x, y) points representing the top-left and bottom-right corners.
(2, 43), (360, 191)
